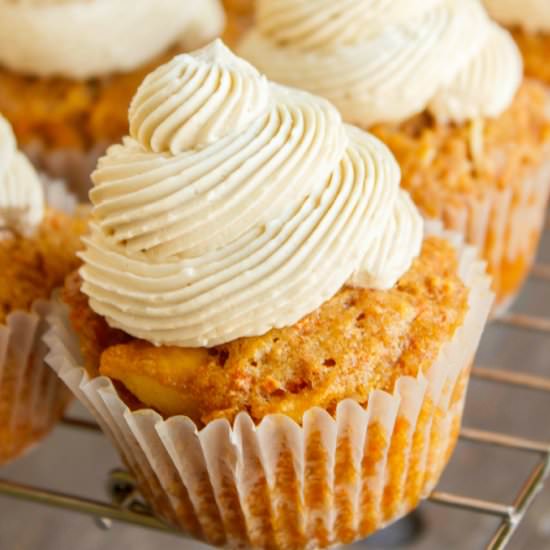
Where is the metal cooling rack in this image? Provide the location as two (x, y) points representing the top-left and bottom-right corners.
(0, 228), (549, 549)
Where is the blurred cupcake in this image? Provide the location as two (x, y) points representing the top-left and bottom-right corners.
(0, 114), (85, 465)
(222, 0), (255, 49)
(45, 42), (493, 548)
(0, 0), (224, 200)
(485, 0), (550, 86)
(238, 0), (550, 313)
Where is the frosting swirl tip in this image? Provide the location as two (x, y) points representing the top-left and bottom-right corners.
(85, 41), (423, 347)
(129, 39), (272, 154)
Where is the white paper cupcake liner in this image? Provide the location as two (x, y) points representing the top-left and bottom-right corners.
(0, 300), (71, 465)
(436, 157), (550, 315)
(44, 222), (493, 549)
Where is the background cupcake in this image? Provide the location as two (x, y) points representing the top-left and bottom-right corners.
(238, 0), (550, 314)
(46, 43), (493, 549)
(485, 0), (550, 86)
(0, 0), (224, 199)
(0, 114), (85, 465)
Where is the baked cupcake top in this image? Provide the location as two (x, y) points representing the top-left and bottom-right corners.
(238, 0), (523, 126)
(0, 0), (224, 79)
(0, 115), (44, 236)
(80, 40), (423, 348)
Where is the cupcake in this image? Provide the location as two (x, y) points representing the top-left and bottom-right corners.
(0, 0), (224, 200)
(0, 114), (85, 465)
(238, 0), (550, 314)
(45, 42), (493, 548)
(485, 0), (550, 86)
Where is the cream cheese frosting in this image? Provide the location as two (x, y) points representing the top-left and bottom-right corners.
(0, 0), (224, 79)
(80, 41), (423, 348)
(0, 116), (44, 236)
(238, 0), (523, 126)
(484, 0), (550, 33)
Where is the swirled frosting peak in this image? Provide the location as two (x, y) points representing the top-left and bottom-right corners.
(81, 41), (423, 348)
(238, 0), (523, 126)
(129, 40), (271, 154)
(0, 115), (44, 236)
(0, 0), (224, 78)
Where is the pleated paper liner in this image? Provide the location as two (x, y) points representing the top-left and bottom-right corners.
(0, 178), (79, 465)
(0, 301), (72, 465)
(436, 156), (550, 316)
(44, 223), (493, 549)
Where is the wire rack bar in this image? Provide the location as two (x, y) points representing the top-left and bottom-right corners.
(428, 492), (514, 518)
(472, 366), (550, 393)
(459, 428), (550, 454)
(60, 416), (102, 433)
(0, 478), (176, 534)
(486, 457), (549, 549)
(496, 313), (550, 333)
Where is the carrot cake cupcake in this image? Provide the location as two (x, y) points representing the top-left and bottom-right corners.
(485, 0), (550, 86)
(0, 0), (224, 199)
(238, 0), (550, 314)
(45, 42), (493, 548)
(0, 114), (85, 465)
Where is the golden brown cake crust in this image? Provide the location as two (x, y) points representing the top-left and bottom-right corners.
(0, 48), (178, 152)
(63, 236), (469, 426)
(512, 27), (550, 86)
(0, 209), (86, 324)
(371, 80), (550, 217)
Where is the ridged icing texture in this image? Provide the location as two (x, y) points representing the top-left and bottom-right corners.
(238, 0), (523, 125)
(81, 41), (423, 348)
(0, 0), (224, 78)
(484, 0), (550, 33)
(0, 115), (44, 236)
